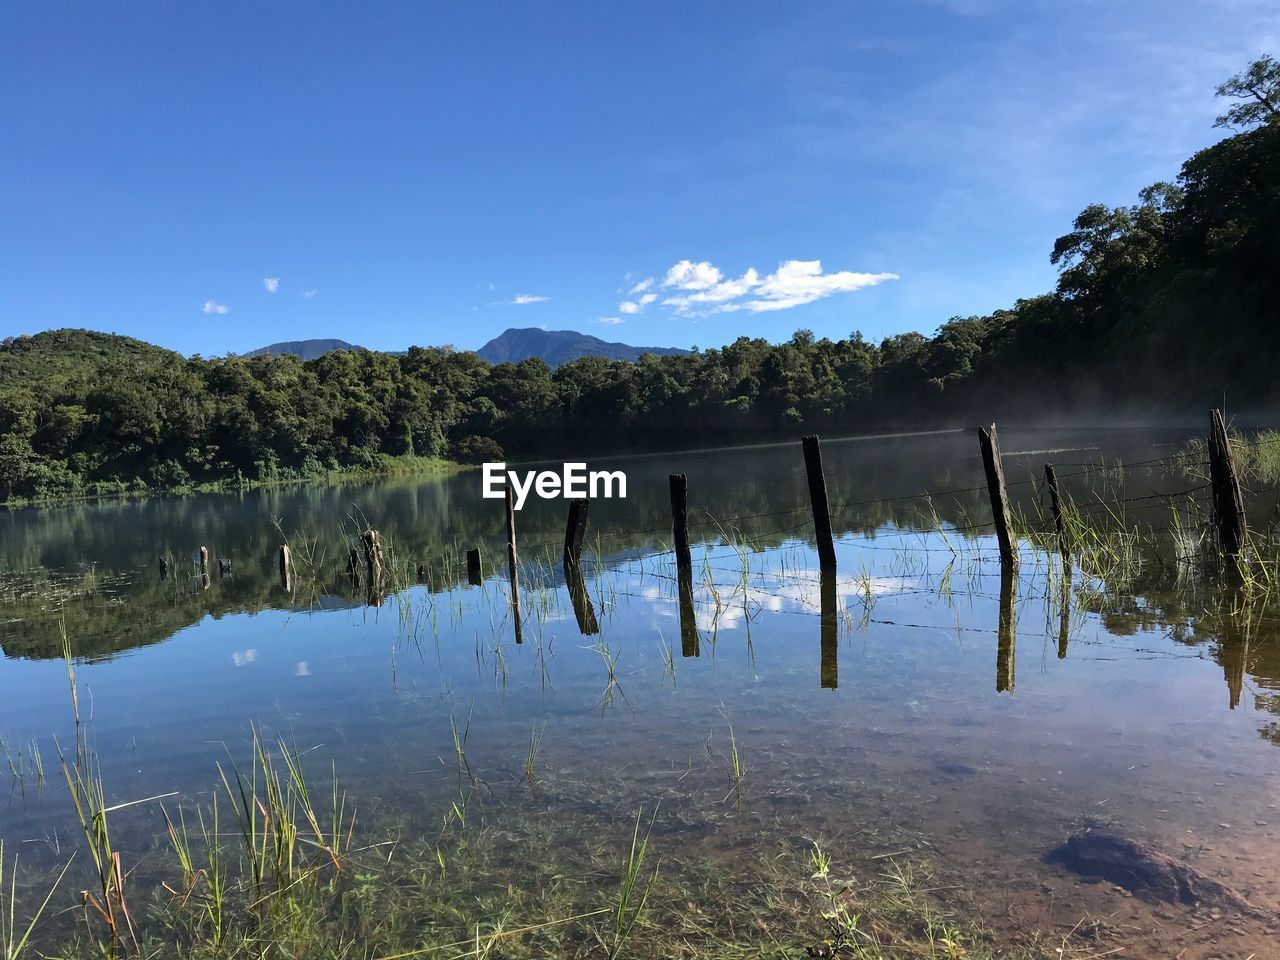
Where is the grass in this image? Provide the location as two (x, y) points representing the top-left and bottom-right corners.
(0, 841), (71, 960)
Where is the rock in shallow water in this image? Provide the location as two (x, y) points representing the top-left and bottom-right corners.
(1046, 832), (1253, 913)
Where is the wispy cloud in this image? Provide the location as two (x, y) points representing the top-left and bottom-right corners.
(202, 299), (229, 315)
(596, 316), (625, 325)
(302, 289), (317, 299)
(657, 259), (896, 315)
(627, 277), (655, 294)
(511, 293), (549, 305)
(262, 276), (280, 293)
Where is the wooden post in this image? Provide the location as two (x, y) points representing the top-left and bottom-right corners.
(678, 572), (699, 658)
(278, 544), (292, 592)
(1208, 409), (1247, 562)
(159, 556), (169, 579)
(563, 498), (589, 571)
(996, 558), (1017, 693)
(505, 486), (522, 644)
(1044, 464), (1069, 557)
(565, 563), (600, 636)
(198, 546), (209, 576)
(1057, 557), (1072, 660)
(978, 424), (1016, 565)
(802, 436), (837, 572)
(669, 474), (692, 578)
(362, 529), (384, 583)
(820, 568), (838, 690)
(466, 547), (482, 586)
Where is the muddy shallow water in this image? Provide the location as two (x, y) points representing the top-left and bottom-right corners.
(2, 427), (1279, 956)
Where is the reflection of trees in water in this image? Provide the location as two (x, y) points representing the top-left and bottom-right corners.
(6, 429), (1280, 746)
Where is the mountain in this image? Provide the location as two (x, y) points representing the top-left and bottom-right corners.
(246, 339), (364, 360)
(475, 327), (690, 368)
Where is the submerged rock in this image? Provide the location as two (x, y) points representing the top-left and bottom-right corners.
(1046, 832), (1253, 912)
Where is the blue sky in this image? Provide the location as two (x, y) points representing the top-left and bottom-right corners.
(2, 1), (1276, 356)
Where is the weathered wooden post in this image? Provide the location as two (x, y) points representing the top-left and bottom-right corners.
(198, 546), (209, 576)
(996, 558), (1017, 693)
(802, 436), (837, 572)
(278, 544), (292, 592)
(565, 563), (600, 636)
(978, 424), (1016, 566)
(1044, 464), (1069, 557)
(678, 576), (699, 658)
(1208, 409), (1247, 563)
(505, 486), (523, 644)
(563, 498), (589, 571)
(1057, 556), (1072, 661)
(669, 474), (692, 579)
(820, 568), (838, 690)
(466, 547), (482, 586)
(362, 529), (384, 583)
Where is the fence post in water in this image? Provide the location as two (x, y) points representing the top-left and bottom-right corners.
(1208, 408), (1247, 564)
(1044, 464), (1069, 557)
(820, 568), (838, 689)
(278, 544), (292, 592)
(802, 436), (837, 572)
(978, 424), (1016, 566)
(996, 558), (1017, 693)
(198, 546), (209, 576)
(563, 498), (589, 572)
(669, 474), (692, 578)
(362, 529), (384, 582)
(466, 547), (482, 586)
(505, 486), (523, 644)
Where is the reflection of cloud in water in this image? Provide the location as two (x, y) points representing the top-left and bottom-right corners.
(641, 570), (917, 632)
(295, 661), (311, 677)
(232, 649), (258, 667)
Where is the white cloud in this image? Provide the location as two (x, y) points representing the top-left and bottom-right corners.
(262, 276), (280, 293)
(628, 277), (655, 294)
(512, 293), (549, 305)
(302, 289), (317, 299)
(596, 316), (625, 325)
(202, 299), (229, 315)
(618, 292), (659, 316)
(659, 259), (896, 315)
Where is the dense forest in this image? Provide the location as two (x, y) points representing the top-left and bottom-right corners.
(2, 57), (1278, 504)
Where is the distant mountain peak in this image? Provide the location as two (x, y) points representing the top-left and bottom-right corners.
(245, 339), (364, 360)
(475, 327), (689, 368)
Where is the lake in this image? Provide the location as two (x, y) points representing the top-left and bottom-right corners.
(2, 426), (1278, 958)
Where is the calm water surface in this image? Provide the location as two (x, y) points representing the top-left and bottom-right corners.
(2, 427), (1278, 956)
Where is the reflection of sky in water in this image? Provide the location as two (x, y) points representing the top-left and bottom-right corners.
(1, 428), (1278, 934)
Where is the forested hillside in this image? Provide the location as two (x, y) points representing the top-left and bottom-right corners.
(2, 58), (1278, 504)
